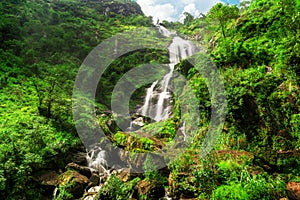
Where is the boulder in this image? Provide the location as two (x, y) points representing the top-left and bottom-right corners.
(57, 170), (90, 199)
(129, 117), (145, 131)
(65, 162), (92, 178)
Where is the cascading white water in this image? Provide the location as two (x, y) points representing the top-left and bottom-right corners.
(86, 146), (109, 174)
(139, 26), (197, 122)
(141, 80), (158, 117)
(81, 146), (111, 200)
(158, 25), (176, 37)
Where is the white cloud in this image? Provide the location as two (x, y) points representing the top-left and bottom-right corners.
(137, 0), (177, 22)
(179, 0), (197, 5)
(178, 4), (200, 22)
(137, 0), (222, 22)
(184, 4), (200, 16)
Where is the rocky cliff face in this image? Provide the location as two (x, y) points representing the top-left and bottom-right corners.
(82, 0), (144, 16)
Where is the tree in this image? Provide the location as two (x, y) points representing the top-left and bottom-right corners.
(207, 3), (239, 39)
(183, 12), (194, 25)
(240, 0), (253, 12)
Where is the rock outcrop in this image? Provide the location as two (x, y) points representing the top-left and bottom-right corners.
(80, 0), (144, 16)
(57, 170), (90, 199)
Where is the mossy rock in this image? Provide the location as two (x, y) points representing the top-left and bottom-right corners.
(57, 170), (90, 199)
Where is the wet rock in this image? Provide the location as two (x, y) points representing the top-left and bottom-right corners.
(89, 172), (100, 187)
(86, 146), (110, 174)
(287, 182), (300, 200)
(65, 162), (92, 178)
(117, 136), (166, 171)
(57, 170), (90, 199)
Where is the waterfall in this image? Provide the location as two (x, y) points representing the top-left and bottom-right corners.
(72, 26), (197, 200)
(139, 26), (197, 122)
(86, 146), (110, 175)
(141, 80), (158, 117)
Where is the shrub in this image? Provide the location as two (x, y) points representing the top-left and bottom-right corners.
(212, 182), (249, 200)
(95, 175), (140, 200)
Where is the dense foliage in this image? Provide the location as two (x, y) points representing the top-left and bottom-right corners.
(0, 0), (155, 199)
(171, 0), (300, 198)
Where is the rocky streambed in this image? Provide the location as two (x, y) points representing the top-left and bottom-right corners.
(33, 145), (300, 200)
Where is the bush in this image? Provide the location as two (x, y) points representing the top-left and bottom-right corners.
(95, 175), (140, 200)
(212, 182), (249, 200)
(242, 173), (286, 199)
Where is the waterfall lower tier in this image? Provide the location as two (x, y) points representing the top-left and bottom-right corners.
(86, 146), (109, 175)
(80, 146), (111, 200)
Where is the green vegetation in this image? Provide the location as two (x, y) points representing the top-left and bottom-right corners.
(1, 0), (299, 199)
(94, 175), (141, 200)
(0, 0), (155, 199)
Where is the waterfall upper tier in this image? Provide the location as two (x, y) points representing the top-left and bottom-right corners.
(138, 26), (197, 122)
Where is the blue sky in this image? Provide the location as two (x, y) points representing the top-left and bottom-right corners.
(137, 0), (241, 22)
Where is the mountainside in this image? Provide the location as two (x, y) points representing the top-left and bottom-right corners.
(0, 0), (157, 199)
